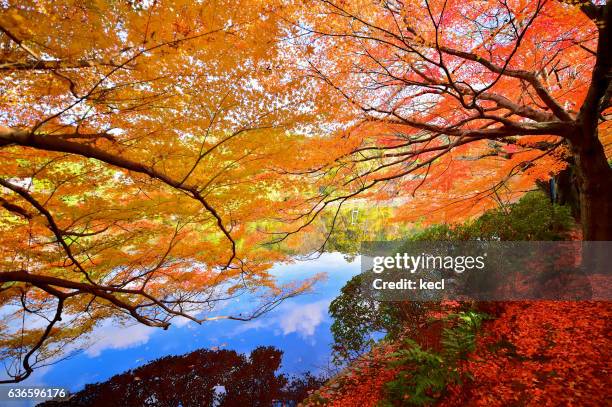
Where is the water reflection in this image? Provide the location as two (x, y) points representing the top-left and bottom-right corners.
(38, 347), (326, 407)
(19, 253), (358, 405)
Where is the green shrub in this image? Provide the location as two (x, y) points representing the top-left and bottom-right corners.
(410, 191), (575, 241)
(329, 273), (410, 364)
(329, 192), (573, 371)
(381, 311), (488, 406)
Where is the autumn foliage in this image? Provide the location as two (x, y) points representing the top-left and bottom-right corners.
(302, 301), (611, 407)
(441, 301), (611, 406)
(0, 0), (610, 395)
(0, 0), (320, 382)
(279, 0), (612, 238)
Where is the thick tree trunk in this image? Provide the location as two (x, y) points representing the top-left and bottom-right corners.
(567, 0), (612, 241)
(553, 166), (580, 219)
(536, 164), (581, 219)
(569, 128), (612, 240)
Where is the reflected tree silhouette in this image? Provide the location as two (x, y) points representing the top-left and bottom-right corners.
(38, 346), (326, 407)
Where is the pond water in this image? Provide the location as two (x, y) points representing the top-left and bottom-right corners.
(16, 253), (359, 402)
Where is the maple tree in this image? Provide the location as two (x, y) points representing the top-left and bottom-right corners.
(0, 0), (610, 390)
(279, 0), (611, 239)
(0, 0), (323, 383)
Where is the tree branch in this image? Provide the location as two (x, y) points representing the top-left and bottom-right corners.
(0, 127), (236, 268)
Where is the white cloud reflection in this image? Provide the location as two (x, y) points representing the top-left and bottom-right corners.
(279, 300), (329, 337)
(86, 323), (155, 357)
(228, 299), (331, 339)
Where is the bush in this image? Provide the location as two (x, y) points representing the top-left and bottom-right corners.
(329, 192), (574, 369)
(410, 191), (574, 241)
(329, 273), (409, 364)
(381, 311), (488, 406)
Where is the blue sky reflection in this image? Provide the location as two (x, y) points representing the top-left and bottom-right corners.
(23, 253), (359, 395)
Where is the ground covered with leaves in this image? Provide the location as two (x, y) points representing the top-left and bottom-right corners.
(303, 300), (611, 406)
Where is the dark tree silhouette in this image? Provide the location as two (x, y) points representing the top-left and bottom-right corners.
(38, 346), (326, 407)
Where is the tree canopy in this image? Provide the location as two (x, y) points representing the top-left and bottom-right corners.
(0, 0), (321, 383)
(0, 0), (610, 384)
(278, 0), (611, 237)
